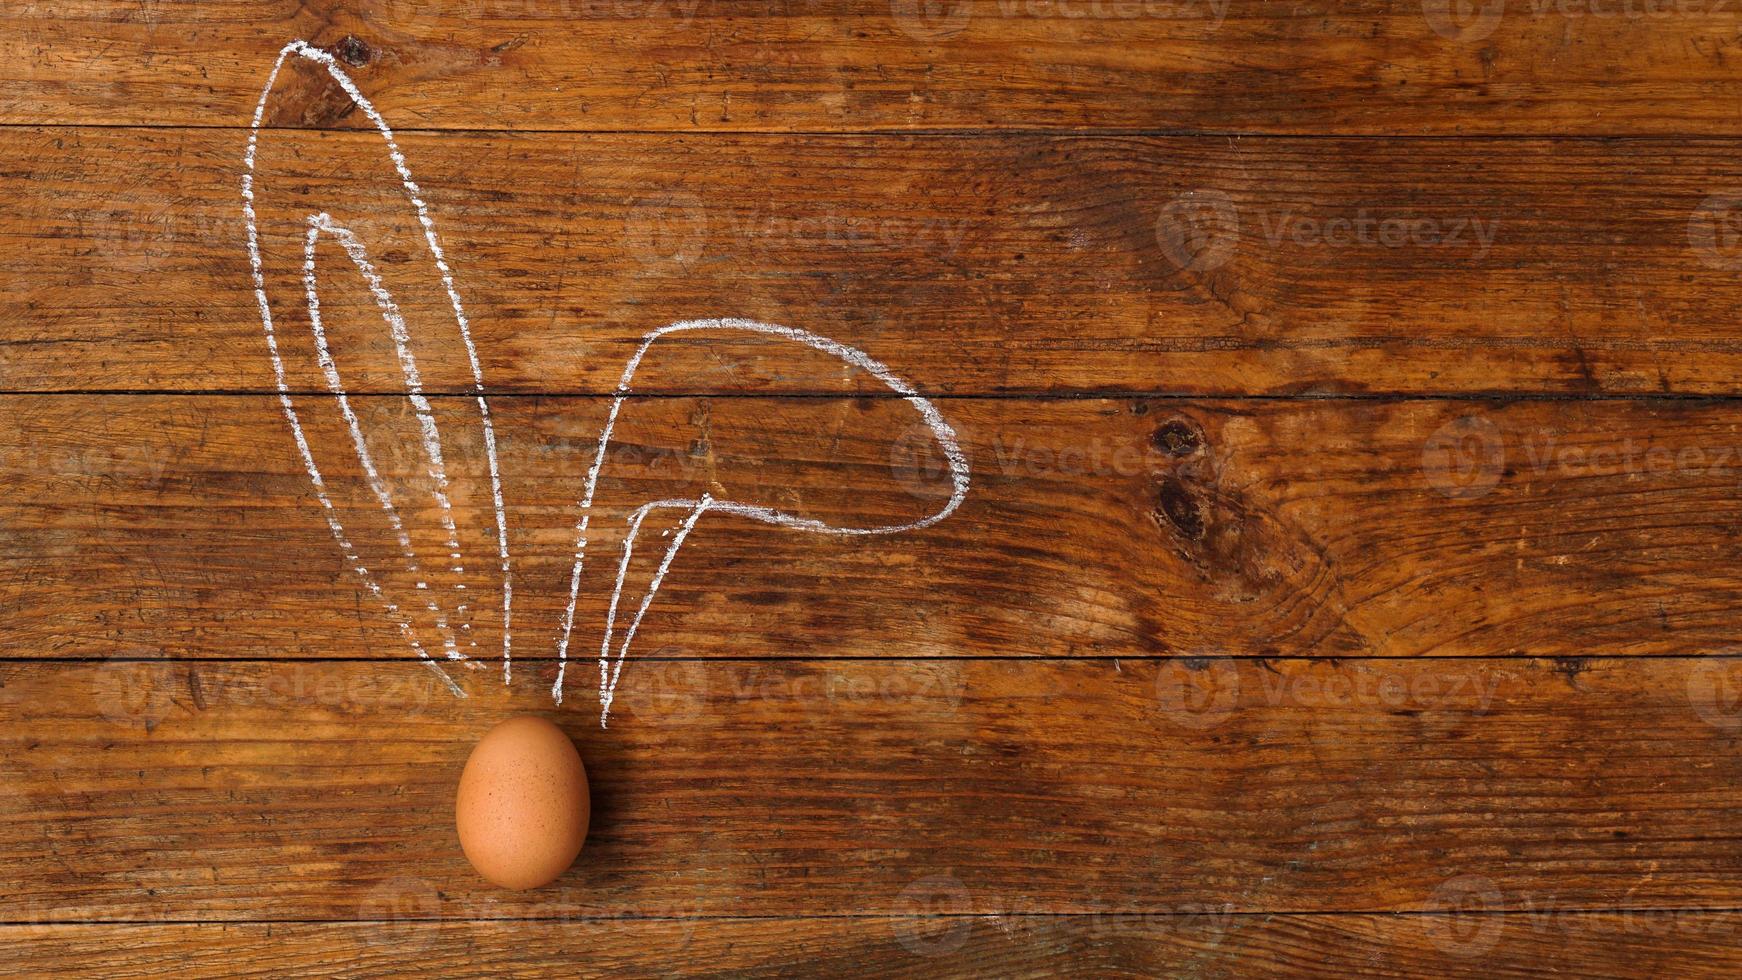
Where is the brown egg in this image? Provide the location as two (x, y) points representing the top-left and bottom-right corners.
(455, 715), (590, 890)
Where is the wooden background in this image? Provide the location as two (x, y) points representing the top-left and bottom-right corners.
(6, 1), (1742, 976)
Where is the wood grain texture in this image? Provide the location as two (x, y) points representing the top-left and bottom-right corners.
(7, 394), (1742, 663)
(4, 915), (1741, 978)
(10, 2), (1742, 973)
(12, 126), (1742, 396)
(2, 656), (1741, 919)
(8, 2), (1742, 135)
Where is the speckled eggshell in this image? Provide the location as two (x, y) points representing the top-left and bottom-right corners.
(455, 715), (590, 890)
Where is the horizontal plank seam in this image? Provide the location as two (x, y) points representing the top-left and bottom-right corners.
(4, 908), (1741, 926)
(4, 654), (1738, 664)
(9, 390), (1742, 403)
(10, 122), (1742, 141)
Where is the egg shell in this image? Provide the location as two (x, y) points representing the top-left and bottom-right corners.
(455, 715), (590, 890)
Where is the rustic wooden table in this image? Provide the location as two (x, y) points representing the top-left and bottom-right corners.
(4, 2), (1742, 976)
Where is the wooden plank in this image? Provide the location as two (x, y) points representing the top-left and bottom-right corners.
(12, 127), (1742, 396)
(2, 656), (1741, 918)
(10, 394), (1742, 663)
(4, 915), (1741, 978)
(8, 2), (1742, 134)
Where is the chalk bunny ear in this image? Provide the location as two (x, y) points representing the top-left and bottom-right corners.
(242, 41), (513, 695)
(553, 319), (971, 727)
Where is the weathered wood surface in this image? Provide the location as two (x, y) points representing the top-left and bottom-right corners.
(11, 2), (1742, 974)
(9, 2), (1742, 135)
(4, 915), (1740, 978)
(10, 395), (1742, 662)
(14, 127), (1742, 396)
(2, 657), (1740, 920)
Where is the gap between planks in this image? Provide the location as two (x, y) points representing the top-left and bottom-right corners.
(7, 654), (1742, 663)
(20, 122), (1742, 142)
(15, 391), (1742, 403)
(4, 909), (1742, 925)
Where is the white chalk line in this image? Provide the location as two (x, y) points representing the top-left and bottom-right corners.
(243, 50), (458, 695)
(554, 319), (972, 726)
(598, 495), (712, 727)
(277, 39), (511, 677)
(248, 43), (974, 718)
(301, 215), (467, 660)
(305, 214), (476, 643)
(244, 40), (515, 696)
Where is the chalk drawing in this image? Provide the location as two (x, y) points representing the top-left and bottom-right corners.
(243, 41), (513, 695)
(554, 319), (971, 726)
(301, 213), (466, 661)
(244, 42), (971, 724)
